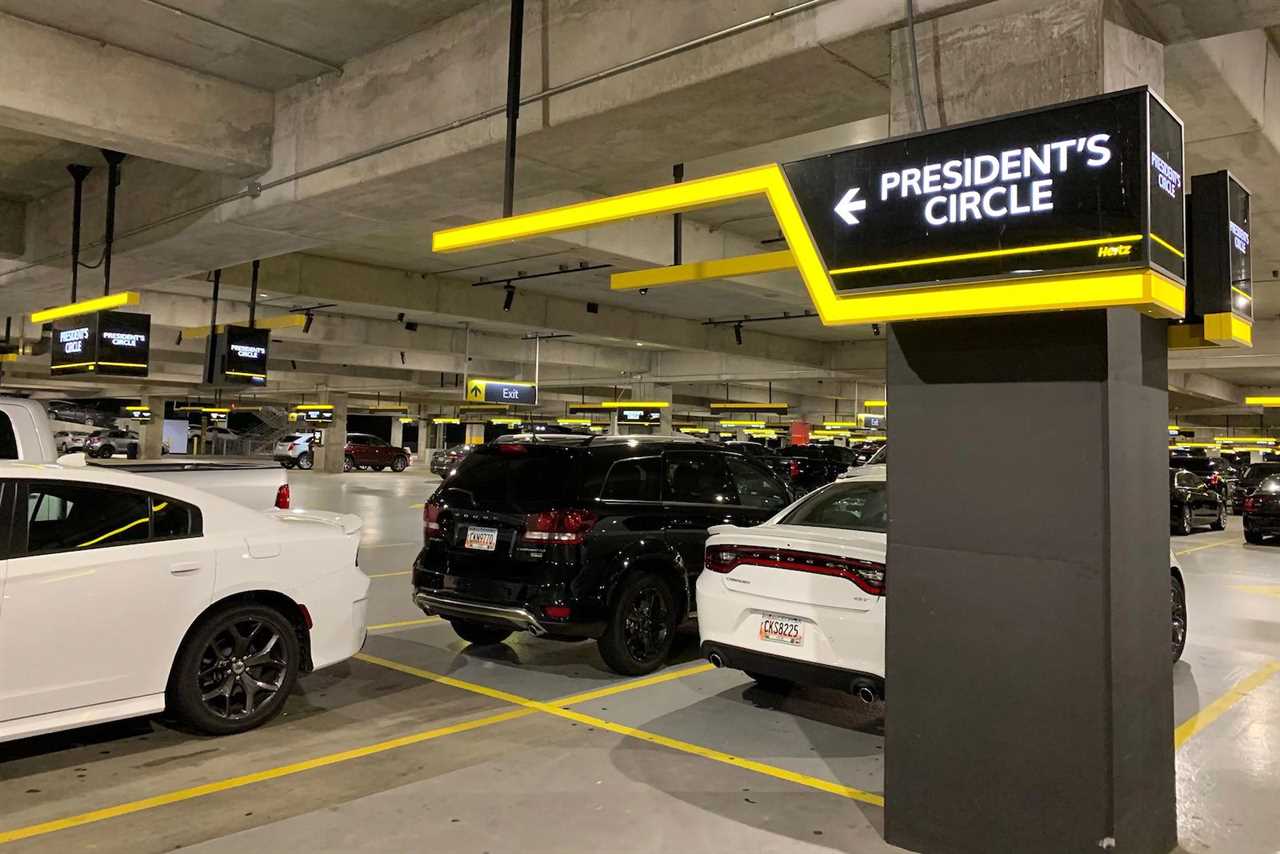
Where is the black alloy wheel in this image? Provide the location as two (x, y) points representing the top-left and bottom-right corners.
(98, 444), (115, 459)
(391, 455), (408, 472)
(598, 573), (677, 676)
(296, 452), (313, 471)
(1178, 505), (1193, 536)
(343, 455), (355, 472)
(168, 604), (300, 736)
(1171, 575), (1187, 662)
(1210, 504), (1226, 531)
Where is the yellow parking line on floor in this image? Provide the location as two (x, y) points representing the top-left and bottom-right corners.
(0, 707), (534, 846)
(1230, 584), (1280, 600)
(366, 569), (411, 579)
(367, 617), (440, 631)
(1174, 538), (1237, 556)
(409, 502), (424, 509)
(355, 654), (884, 807)
(1174, 661), (1280, 750)
(554, 663), (715, 706)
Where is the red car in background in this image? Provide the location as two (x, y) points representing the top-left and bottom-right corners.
(344, 433), (411, 472)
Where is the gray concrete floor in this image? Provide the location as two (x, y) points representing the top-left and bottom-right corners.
(1, 467), (1277, 852)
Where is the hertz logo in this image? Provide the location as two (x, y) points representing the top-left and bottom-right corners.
(1097, 244), (1133, 258)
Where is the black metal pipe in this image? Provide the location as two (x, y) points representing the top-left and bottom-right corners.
(673, 163), (684, 265)
(703, 310), (817, 326)
(249, 259), (260, 328)
(471, 262), (611, 287)
(206, 269), (221, 384)
(101, 150), (125, 295)
(66, 164), (92, 302)
(502, 0), (525, 218)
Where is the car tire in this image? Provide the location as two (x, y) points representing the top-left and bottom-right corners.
(597, 572), (678, 676)
(1246, 529), (1264, 545)
(167, 602), (300, 737)
(295, 452), (313, 471)
(98, 444), (114, 459)
(371, 465), (385, 472)
(448, 619), (512, 646)
(1177, 505), (1193, 536)
(745, 671), (793, 694)
(391, 455), (408, 472)
(1171, 575), (1187, 662)
(343, 455), (355, 473)
(1210, 505), (1226, 531)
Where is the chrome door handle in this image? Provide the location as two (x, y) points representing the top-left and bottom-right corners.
(170, 562), (203, 575)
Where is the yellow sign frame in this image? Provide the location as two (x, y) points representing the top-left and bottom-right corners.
(432, 164), (1186, 326)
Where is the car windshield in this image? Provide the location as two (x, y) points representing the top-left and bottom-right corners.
(1245, 464), (1280, 480)
(778, 480), (887, 533)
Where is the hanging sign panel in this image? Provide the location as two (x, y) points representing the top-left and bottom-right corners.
(781, 87), (1185, 293)
(51, 310), (150, 377)
(465, 378), (537, 406)
(1183, 170), (1252, 346)
(222, 325), (270, 385)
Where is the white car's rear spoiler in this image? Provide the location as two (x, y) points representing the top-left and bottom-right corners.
(272, 509), (363, 536)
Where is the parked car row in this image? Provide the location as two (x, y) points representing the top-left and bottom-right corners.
(412, 434), (1188, 692)
(274, 432), (411, 473)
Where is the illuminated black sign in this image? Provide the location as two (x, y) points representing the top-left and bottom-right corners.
(51, 310), (150, 377)
(1188, 171), (1251, 324)
(466, 378), (536, 406)
(222, 325), (269, 386)
(295, 405), (334, 424)
(618, 408), (661, 423)
(782, 87), (1184, 293)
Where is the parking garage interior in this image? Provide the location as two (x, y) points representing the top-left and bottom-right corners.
(2, 1), (1280, 852)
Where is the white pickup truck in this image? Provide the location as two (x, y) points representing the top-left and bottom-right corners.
(2, 398), (289, 510)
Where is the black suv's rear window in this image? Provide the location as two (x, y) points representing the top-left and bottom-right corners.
(447, 446), (580, 511)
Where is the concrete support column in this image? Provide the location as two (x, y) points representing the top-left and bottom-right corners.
(389, 417), (404, 450)
(884, 3), (1174, 853)
(139, 397), (167, 460)
(418, 419), (431, 456)
(313, 393), (348, 474)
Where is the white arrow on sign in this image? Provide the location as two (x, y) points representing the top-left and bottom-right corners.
(834, 187), (867, 225)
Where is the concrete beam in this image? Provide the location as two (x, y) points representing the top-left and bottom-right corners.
(0, 12), (273, 175)
(1125, 0), (1280, 43)
(0, 197), (21, 257)
(1168, 370), (1244, 404)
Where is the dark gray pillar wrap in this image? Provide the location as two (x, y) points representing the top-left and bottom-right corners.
(884, 309), (1176, 854)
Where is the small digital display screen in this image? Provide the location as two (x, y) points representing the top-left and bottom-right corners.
(297, 407), (334, 424)
(50, 311), (149, 377)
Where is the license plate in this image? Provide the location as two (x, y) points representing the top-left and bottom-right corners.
(464, 526), (498, 551)
(758, 613), (803, 646)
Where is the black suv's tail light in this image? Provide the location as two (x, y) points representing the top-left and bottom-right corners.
(705, 544), (885, 596)
(521, 509), (598, 545)
(788, 459), (801, 479)
(424, 500), (445, 540)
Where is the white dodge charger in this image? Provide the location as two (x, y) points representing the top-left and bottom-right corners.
(697, 469), (1188, 701)
(0, 461), (369, 742)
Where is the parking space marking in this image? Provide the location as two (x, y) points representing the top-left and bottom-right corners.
(355, 654), (885, 807)
(1174, 539), (1237, 556)
(367, 617), (441, 631)
(1174, 661), (1280, 750)
(0, 707), (534, 846)
(366, 570), (411, 579)
(1230, 584), (1280, 600)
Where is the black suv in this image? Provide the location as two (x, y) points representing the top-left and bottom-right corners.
(412, 435), (794, 674)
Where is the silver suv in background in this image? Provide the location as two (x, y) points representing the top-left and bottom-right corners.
(274, 433), (317, 469)
(84, 429), (139, 459)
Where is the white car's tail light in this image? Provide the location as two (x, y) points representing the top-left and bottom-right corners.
(705, 544), (885, 596)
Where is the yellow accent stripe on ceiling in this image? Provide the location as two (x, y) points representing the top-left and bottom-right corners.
(30, 291), (140, 324)
(611, 250), (795, 290)
(181, 313), (307, 339)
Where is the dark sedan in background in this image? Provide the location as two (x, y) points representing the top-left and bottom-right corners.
(1171, 468), (1226, 535)
(777, 444), (861, 494)
(430, 444), (473, 476)
(1230, 462), (1280, 514)
(1169, 455), (1239, 503)
(1243, 476), (1280, 544)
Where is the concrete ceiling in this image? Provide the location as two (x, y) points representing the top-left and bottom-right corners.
(0, 126), (101, 201)
(0, 1), (489, 90)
